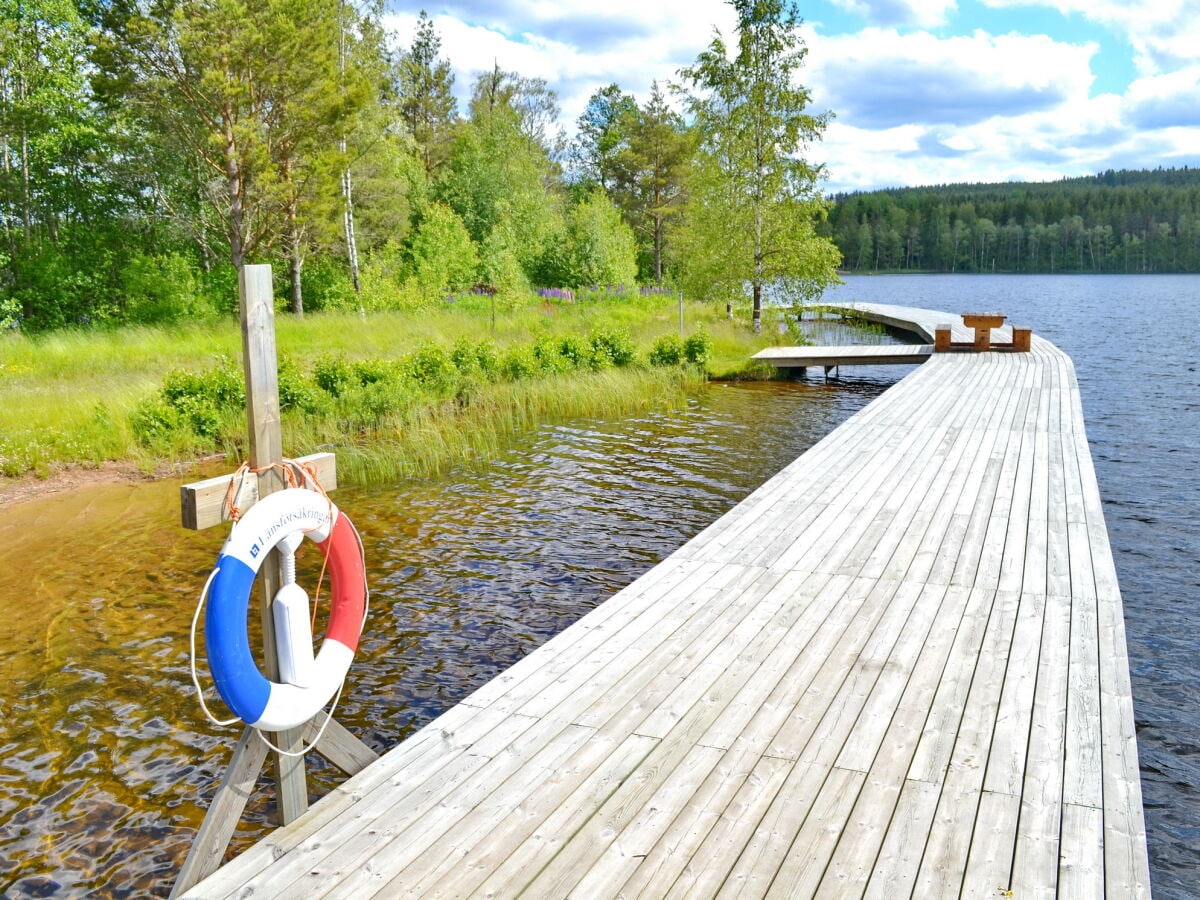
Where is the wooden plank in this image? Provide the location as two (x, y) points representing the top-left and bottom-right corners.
(711, 761), (833, 898)
(567, 744), (726, 896)
(752, 344), (934, 369)
(472, 733), (659, 897)
(960, 789), (1021, 898)
(238, 264), (308, 826)
(1058, 802), (1105, 898)
(911, 588), (1022, 896)
(330, 723), (599, 897)
(862, 778), (941, 898)
(617, 749), (789, 898)
(1010, 592), (1071, 898)
(983, 591), (1046, 796)
(764, 766), (866, 899)
(180, 451), (337, 530)
(305, 716), (378, 776)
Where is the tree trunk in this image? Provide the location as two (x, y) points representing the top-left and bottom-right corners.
(222, 97), (246, 269)
(284, 166), (304, 316)
(289, 240), (304, 317)
(653, 214), (663, 284)
(342, 166), (360, 297)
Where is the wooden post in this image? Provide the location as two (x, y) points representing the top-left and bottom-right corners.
(170, 265), (377, 898)
(935, 325), (952, 352)
(238, 264), (309, 825)
(1012, 325), (1032, 352)
(678, 292), (684, 336)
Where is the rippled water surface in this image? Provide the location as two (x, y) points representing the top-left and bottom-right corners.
(1, 275), (1196, 897)
(0, 366), (900, 896)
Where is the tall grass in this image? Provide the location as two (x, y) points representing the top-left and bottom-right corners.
(0, 293), (786, 482)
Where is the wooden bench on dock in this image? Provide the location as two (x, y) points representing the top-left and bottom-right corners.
(936, 311), (1032, 352)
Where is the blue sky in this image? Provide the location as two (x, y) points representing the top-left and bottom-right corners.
(387, 0), (1200, 192)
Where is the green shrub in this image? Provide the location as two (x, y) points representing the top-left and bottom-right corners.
(450, 337), (501, 382)
(409, 203), (480, 304)
(131, 358), (246, 444)
(160, 360), (245, 409)
(683, 330), (713, 368)
(278, 354), (319, 412)
(313, 355), (355, 397)
(531, 335), (570, 374)
(649, 335), (684, 367)
(300, 257), (359, 313)
(557, 335), (590, 370)
(130, 396), (186, 445)
(500, 345), (540, 380)
(122, 252), (212, 325)
(589, 328), (636, 370)
(407, 343), (458, 391)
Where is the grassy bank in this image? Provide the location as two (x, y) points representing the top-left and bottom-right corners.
(0, 293), (785, 484)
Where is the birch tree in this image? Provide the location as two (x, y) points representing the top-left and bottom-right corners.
(677, 0), (839, 330)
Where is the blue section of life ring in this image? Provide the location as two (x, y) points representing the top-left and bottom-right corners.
(207, 556), (273, 725)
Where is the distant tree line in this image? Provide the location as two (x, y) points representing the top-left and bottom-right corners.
(824, 168), (1200, 274)
(0, 0), (836, 332)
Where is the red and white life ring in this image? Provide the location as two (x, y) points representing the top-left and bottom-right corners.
(204, 488), (366, 731)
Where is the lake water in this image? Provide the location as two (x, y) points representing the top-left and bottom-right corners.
(0, 274), (1195, 897)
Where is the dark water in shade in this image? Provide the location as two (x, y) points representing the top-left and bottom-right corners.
(0, 275), (1196, 897)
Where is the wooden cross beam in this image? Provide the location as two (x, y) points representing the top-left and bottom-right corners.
(170, 265), (377, 898)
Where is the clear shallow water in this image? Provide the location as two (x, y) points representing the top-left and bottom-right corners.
(1, 274), (1196, 897)
(0, 377), (899, 897)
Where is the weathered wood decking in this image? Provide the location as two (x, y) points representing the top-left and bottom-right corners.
(184, 303), (1150, 898)
(752, 343), (934, 370)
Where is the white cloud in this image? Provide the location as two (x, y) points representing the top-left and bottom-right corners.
(807, 28), (1097, 128)
(386, 3), (739, 124)
(979, 0), (1200, 75)
(383, 4), (1200, 192)
(832, 0), (957, 28)
(1124, 66), (1200, 129)
(804, 25), (1198, 191)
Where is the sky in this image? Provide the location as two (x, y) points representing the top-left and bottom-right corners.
(385, 0), (1200, 194)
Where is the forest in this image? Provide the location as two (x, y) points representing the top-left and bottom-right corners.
(0, 0), (835, 334)
(825, 168), (1200, 274)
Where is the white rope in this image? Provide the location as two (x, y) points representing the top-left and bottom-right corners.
(189, 566), (240, 728)
(253, 681), (345, 758)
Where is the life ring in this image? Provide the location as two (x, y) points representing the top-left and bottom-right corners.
(205, 487), (366, 731)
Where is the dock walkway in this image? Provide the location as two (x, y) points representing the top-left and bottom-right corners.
(185, 303), (1150, 898)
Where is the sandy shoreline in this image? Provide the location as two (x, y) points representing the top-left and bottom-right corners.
(0, 457), (225, 509)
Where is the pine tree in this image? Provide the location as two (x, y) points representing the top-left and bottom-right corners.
(397, 10), (457, 175)
(611, 82), (693, 284)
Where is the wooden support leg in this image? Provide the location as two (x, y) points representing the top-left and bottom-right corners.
(170, 727), (270, 897)
(305, 717), (380, 776)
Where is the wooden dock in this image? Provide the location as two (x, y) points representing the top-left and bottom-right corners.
(183, 303), (1150, 898)
(752, 343), (934, 371)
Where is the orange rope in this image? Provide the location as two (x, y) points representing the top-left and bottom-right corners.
(223, 457), (338, 634)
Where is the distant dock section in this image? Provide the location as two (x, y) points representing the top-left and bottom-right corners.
(753, 343), (933, 371)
